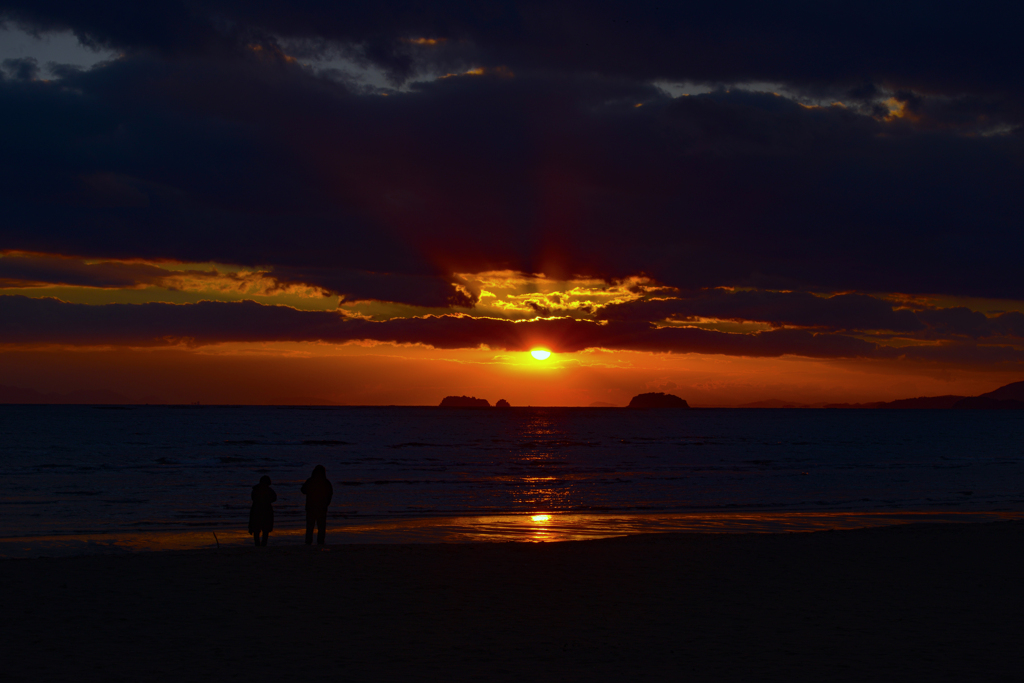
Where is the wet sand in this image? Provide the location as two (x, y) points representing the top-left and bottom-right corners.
(2, 521), (1021, 682)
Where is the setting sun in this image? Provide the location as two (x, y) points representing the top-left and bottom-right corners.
(531, 514), (552, 522)
(530, 349), (551, 360)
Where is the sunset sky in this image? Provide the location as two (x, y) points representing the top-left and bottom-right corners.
(1, 2), (1023, 405)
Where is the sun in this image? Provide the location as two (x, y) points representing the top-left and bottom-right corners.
(530, 348), (552, 360)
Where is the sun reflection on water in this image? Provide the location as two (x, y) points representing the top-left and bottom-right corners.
(4, 511), (1021, 556)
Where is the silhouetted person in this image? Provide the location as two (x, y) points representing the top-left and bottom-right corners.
(249, 475), (277, 546)
(302, 465), (334, 545)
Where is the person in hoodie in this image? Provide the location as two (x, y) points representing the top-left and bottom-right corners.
(301, 465), (334, 545)
(248, 475), (277, 546)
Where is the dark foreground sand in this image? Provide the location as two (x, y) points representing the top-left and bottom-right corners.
(2, 522), (1022, 682)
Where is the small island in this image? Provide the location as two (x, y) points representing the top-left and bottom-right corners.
(439, 395), (491, 407)
(627, 392), (690, 408)
(495, 399), (511, 408)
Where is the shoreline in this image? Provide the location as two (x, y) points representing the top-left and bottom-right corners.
(2, 520), (1021, 681)
(2, 509), (1021, 559)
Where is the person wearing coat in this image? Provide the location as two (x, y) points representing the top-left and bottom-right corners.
(301, 465), (334, 545)
(248, 475), (277, 546)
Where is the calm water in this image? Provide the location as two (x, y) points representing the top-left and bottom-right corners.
(1, 406), (1022, 554)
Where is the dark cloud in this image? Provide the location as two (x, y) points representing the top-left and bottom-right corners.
(994, 312), (1024, 338)
(0, 1), (1022, 352)
(5, 2), (1023, 99)
(1, 62), (1022, 302)
(0, 53), (429, 277)
(887, 343), (1024, 366)
(269, 267), (475, 307)
(2, 56), (39, 80)
(916, 308), (1024, 339)
(1, 2), (234, 56)
(598, 290), (925, 333)
(599, 291), (1024, 341)
(915, 306), (994, 339)
(0, 252), (178, 288)
(0, 252), (472, 307)
(3, 295), (1022, 368)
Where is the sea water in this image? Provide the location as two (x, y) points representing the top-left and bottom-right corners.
(1, 405), (1022, 555)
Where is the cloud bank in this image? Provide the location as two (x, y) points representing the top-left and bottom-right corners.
(3, 296), (1022, 369)
(0, 1), (1021, 368)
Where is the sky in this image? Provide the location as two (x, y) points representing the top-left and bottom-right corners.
(1, 1), (1023, 406)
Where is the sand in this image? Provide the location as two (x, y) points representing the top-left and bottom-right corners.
(2, 521), (1021, 682)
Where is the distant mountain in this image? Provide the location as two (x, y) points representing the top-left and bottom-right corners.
(953, 397), (1024, 409)
(952, 381), (1024, 410)
(978, 380), (1024, 401)
(886, 395), (967, 409)
(825, 395), (966, 410)
(589, 401), (618, 407)
(741, 381), (1024, 410)
(628, 392), (690, 408)
(816, 380), (1024, 410)
(439, 395), (491, 407)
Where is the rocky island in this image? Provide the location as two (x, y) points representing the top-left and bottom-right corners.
(439, 396), (491, 407)
(627, 392), (690, 408)
(495, 399), (511, 408)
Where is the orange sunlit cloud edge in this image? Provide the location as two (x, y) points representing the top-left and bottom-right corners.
(1, 253), (1022, 351)
(2, 295), (1023, 369)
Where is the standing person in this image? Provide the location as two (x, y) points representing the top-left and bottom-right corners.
(248, 475), (277, 546)
(301, 465), (333, 545)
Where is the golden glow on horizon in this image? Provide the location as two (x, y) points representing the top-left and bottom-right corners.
(531, 514), (552, 522)
(530, 348), (552, 360)
(4, 342), (1021, 407)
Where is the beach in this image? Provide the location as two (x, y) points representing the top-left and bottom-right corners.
(3, 521), (1021, 682)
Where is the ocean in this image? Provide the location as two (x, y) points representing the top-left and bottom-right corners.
(2, 405), (1022, 556)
